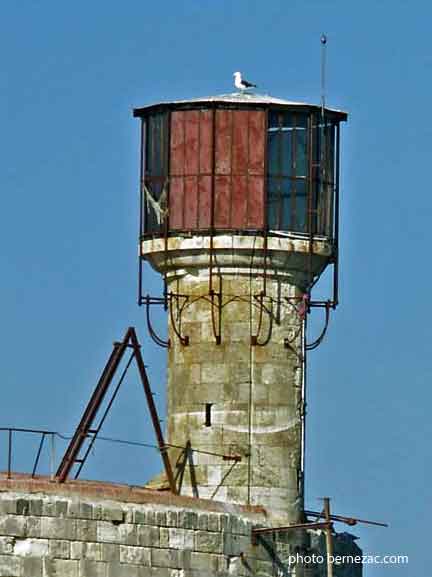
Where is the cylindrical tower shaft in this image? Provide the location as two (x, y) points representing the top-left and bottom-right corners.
(167, 272), (304, 520)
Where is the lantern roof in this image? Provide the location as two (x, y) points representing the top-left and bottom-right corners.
(133, 92), (347, 120)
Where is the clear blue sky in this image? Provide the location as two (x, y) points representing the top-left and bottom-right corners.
(0, 1), (429, 574)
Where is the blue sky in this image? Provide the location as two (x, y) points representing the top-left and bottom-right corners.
(0, 1), (430, 574)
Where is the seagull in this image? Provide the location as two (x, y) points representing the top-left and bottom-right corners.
(233, 71), (257, 92)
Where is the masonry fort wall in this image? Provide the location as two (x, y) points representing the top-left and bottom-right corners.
(0, 477), (361, 577)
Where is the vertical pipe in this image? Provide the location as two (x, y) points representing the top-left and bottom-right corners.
(138, 119), (145, 306)
(50, 433), (55, 480)
(333, 124), (340, 307)
(7, 429), (12, 479)
(321, 34), (327, 116)
(324, 497), (334, 577)
(300, 316), (307, 510)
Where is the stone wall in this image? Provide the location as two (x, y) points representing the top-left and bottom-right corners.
(0, 477), (361, 577)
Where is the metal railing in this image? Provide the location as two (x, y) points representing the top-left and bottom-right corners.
(0, 427), (58, 480)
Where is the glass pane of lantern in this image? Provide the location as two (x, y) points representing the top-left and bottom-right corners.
(281, 128), (292, 177)
(295, 126), (307, 177)
(268, 132), (279, 175)
(281, 178), (293, 230)
(295, 179), (307, 233)
(268, 110), (280, 128)
(267, 177), (281, 229)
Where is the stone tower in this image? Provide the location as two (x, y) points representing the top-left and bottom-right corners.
(134, 93), (347, 523)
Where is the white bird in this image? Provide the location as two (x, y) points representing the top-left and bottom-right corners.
(233, 71), (257, 91)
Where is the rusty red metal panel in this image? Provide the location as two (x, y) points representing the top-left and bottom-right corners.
(169, 176), (184, 229)
(184, 111), (199, 176)
(248, 110), (266, 175)
(184, 176), (198, 229)
(214, 175), (231, 228)
(199, 110), (213, 174)
(215, 110), (232, 175)
(170, 111), (185, 176)
(198, 175), (212, 229)
(232, 111), (249, 175)
(247, 176), (265, 228)
(231, 175), (248, 229)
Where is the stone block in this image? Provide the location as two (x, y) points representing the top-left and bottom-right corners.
(26, 517), (41, 538)
(48, 539), (70, 559)
(80, 503), (94, 520)
(12, 537), (48, 557)
(0, 554), (21, 576)
(195, 531), (222, 553)
(166, 511), (178, 528)
(102, 508), (124, 523)
(137, 525), (159, 548)
(55, 501), (68, 518)
(71, 541), (101, 561)
(41, 517), (76, 541)
(0, 536), (14, 554)
(76, 519), (97, 542)
(151, 548), (179, 569)
(119, 545), (150, 565)
(0, 515), (27, 537)
(43, 558), (79, 577)
(197, 513), (208, 531)
(23, 556), (43, 577)
(16, 498), (30, 515)
(29, 500), (43, 517)
(106, 563), (141, 577)
(159, 528), (169, 548)
(79, 560), (107, 577)
(0, 499), (17, 515)
(189, 551), (219, 573)
(119, 525), (138, 546)
(100, 543), (119, 563)
(97, 522), (120, 544)
(208, 515), (221, 532)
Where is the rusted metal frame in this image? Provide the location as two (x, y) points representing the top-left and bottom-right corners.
(166, 441), (241, 462)
(276, 112), (284, 230)
(332, 123), (341, 308)
(138, 119), (145, 307)
(209, 106), (217, 296)
(173, 445), (188, 494)
(258, 109), (269, 301)
(163, 111), (171, 295)
(291, 113), (298, 234)
(251, 293), (273, 347)
(305, 300), (331, 351)
(186, 441), (199, 498)
(306, 112), (314, 297)
(31, 433), (46, 478)
(73, 352), (136, 480)
(210, 458), (239, 500)
(251, 522), (332, 546)
(55, 334), (131, 483)
(128, 328), (176, 494)
(0, 427), (57, 435)
(324, 498), (335, 577)
(145, 295), (170, 348)
(298, 317), (306, 508)
(168, 293), (189, 346)
(7, 429), (12, 479)
(210, 278), (222, 345)
(305, 509), (388, 528)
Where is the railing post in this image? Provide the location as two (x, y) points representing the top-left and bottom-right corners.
(7, 429), (12, 479)
(50, 434), (55, 480)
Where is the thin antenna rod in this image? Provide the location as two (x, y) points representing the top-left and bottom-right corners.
(320, 33), (327, 116)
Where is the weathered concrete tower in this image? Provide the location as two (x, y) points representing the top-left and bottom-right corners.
(134, 93), (346, 523)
